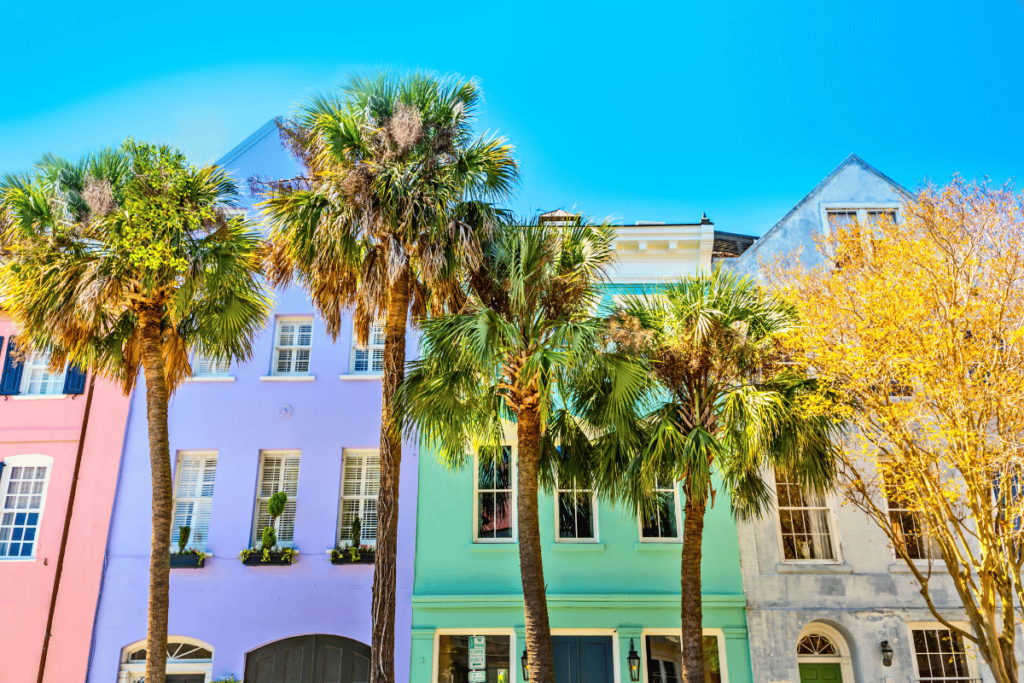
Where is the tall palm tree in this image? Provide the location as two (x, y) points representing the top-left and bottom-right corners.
(395, 218), (648, 683)
(0, 142), (270, 683)
(608, 267), (838, 683)
(259, 71), (518, 683)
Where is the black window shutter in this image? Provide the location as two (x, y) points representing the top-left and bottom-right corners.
(0, 336), (24, 396)
(63, 364), (87, 395)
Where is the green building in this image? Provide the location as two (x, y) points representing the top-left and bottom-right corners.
(409, 217), (757, 683)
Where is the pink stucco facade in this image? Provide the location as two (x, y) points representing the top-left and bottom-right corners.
(0, 314), (131, 683)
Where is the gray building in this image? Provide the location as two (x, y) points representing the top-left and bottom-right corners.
(725, 156), (1001, 683)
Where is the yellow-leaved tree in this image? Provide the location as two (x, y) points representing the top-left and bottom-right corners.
(772, 178), (1024, 683)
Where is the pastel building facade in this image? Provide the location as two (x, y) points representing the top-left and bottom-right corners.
(726, 156), (1008, 683)
(409, 217), (757, 683)
(87, 122), (418, 683)
(0, 313), (131, 683)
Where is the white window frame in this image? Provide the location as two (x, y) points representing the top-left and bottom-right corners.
(636, 478), (683, 543)
(118, 636), (214, 683)
(641, 627), (729, 683)
(0, 454), (53, 561)
(350, 321), (386, 375)
(190, 352), (233, 381)
(819, 202), (901, 257)
(270, 316), (314, 377)
(473, 447), (517, 544)
(907, 622), (979, 683)
(432, 628), (518, 683)
(774, 468), (842, 564)
(19, 351), (66, 396)
(170, 451), (217, 552)
(338, 448), (380, 548)
(881, 462), (939, 563)
(554, 477), (599, 543)
(252, 450), (301, 548)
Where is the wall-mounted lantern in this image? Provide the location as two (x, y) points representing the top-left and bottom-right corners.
(628, 638), (641, 681)
(881, 640), (893, 667)
(521, 648), (530, 680)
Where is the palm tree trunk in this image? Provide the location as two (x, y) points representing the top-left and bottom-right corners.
(517, 406), (555, 683)
(139, 305), (172, 683)
(679, 492), (707, 683)
(371, 268), (410, 683)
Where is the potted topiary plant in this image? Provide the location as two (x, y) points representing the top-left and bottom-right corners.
(240, 491), (298, 566)
(170, 525), (207, 569)
(330, 515), (376, 565)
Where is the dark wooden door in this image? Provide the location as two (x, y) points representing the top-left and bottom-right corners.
(244, 634), (371, 683)
(552, 636), (614, 683)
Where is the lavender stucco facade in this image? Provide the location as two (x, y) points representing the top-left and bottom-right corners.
(87, 122), (417, 683)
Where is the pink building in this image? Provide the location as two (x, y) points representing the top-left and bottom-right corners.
(0, 312), (131, 683)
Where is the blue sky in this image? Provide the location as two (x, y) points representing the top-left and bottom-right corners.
(2, 1), (1021, 236)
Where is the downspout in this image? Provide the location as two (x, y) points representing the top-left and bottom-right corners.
(37, 371), (97, 683)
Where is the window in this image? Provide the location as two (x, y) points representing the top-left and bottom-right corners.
(797, 633), (838, 655)
(192, 353), (231, 377)
(120, 637), (214, 683)
(352, 323), (385, 374)
(435, 634), (512, 683)
(253, 451), (300, 547)
(20, 351), (65, 396)
(885, 476), (937, 561)
(776, 468), (837, 561)
(475, 447), (514, 542)
(646, 634), (722, 683)
(0, 456), (52, 559)
(640, 478), (681, 541)
(272, 317), (313, 376)
(339, 449), (380, 547)
(826, 210), (859, 231)
(555, 477), (597, 542)
(171, 452), (217, 550)
(912, 628), (973, 683)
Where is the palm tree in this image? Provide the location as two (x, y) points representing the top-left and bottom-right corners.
(607, 267), (838, 683)
(395, 218), (648, 683)
(258, 71), (518, 683)
(0, 142), (270, 683)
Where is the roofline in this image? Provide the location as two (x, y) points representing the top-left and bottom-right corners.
(713, 230), (757, 241)
(739, 154), (913, 261)
(215, 118), (280, 168)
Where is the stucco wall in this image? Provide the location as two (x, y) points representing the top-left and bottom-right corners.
(0, 317), (131, 683)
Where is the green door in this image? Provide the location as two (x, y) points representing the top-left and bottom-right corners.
(799, 663), (841, 683)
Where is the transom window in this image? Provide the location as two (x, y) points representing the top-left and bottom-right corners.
(20, 351), (65, 396)
(797, 634), (838, 656)
(640, 478), (681, 541)
(253, 451), (300, 546)
(126, 640), (214, 661)
(192, 353), (231, 377)
(171, 452), (217, 550)
(556, 477), (597, 542)
(912, 628), (972, 683)
(776, 468), (837, 561)
(120, 638), (214, 683)
(272, 317), (313, 376)
(475, 447), (514, 542)
(339, 449), (380, 546)
(0, 459), (51, 559)
(352, 323), (385, 374)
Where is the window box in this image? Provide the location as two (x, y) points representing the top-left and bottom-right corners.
(169, 552), (207, 569)
(330, 547), (376, 565)
(239, 547), (298, 566)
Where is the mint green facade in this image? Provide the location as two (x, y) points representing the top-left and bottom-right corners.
(409, 222), (753, 683)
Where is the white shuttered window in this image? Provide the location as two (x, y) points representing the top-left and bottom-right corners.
(272, 318), (313, 376)
(253, 451), (300, 546)
(352, 324), (385, 374)
(171, 452), (217, 549)
(192, 355), (231, 377)
(339, 450), (380, 546)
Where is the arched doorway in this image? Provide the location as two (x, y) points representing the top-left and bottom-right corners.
(796, 623), (853, 683)
(118, 637), (214, 682)
(244, 634), (370, 683)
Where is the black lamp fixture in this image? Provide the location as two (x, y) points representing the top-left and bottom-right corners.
(881, 640), (893, 667)
(627, 638), (641, 681)
(521, 648), (530, 680)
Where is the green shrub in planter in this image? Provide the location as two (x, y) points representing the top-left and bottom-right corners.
(350, 516), (361, 550)
(178, 526), (191, 554)
(261, 525), (277, 551)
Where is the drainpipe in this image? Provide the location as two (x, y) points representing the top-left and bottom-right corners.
(37, 372), (97, 683)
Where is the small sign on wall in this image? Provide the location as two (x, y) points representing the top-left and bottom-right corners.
(469, 671), (486, 682)
(469, 636), (487, 670)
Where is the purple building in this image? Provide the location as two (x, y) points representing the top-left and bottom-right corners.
(87, 121), (417, 683)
